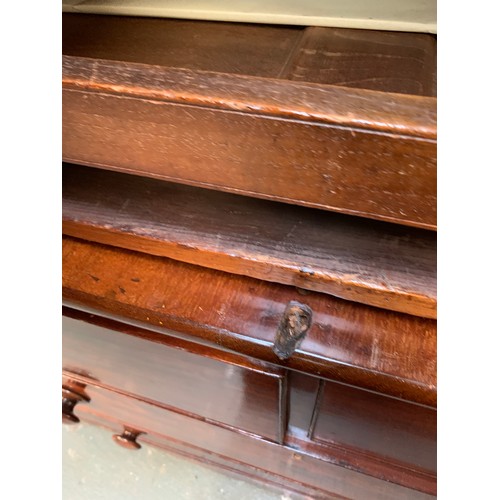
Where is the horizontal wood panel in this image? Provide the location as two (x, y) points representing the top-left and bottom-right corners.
(63, 14), (436, 97)
(63, 314), (282, 442)
(68, 381), (435, 499)
(62, 14), (302, 78)
(63, 56), (436, 136)
(62, 55), (436, 229)
(313, 381), (436, 473)
(63, 164), (436, 318)
(62, 236), (436, 406)
(285, 27), (436, 96)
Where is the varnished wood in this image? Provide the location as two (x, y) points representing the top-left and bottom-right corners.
(312, 381), (436, 473)
(285, 27), (436, 96)
(62, 55), (436, 229)
(62, 379), (90, 424)
(62, 14), (303, 78)
(62, 236), (436, 406)
(71, 382), (435, 499)
(63, 312), (284, 442)
(61, 15), (436, 498)
(63, 164), (437, 318)
(112, 427), (143, 450)
(285, 373), (435, 495)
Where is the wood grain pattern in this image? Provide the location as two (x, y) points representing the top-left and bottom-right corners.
(62, 13), (303, 78)
(284, 27), (436, 96)
(63, 314), (284, 442)
(63, 164), (436, 318)
(62, 236), (436, 406)
(69, 381), (435, 499)
(62, 312), (435, 494)
(63, 14), (436, 96)
(62, 55), (436, 229)
(312, 381), (436, 473)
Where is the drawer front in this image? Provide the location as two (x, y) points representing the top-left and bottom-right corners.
(69, 382), (435, 500)
(62, 314), (284, 442)
(313, 381), (436, 473)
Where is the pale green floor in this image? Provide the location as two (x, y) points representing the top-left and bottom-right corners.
(63, 422), (304, 500)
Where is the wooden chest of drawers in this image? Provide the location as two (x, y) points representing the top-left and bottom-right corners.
(62, 12), (436, 498)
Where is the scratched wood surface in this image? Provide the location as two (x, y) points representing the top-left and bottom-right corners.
(62, 236), (436, 406)
(63, 14), (436, 97)
(62, 13), (303, 78)
(284, 27), (436, 96)
(63, 164), (436, 318)
(62, 55), (436, 229)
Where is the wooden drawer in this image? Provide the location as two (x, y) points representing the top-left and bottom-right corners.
(312, 381), (436, 473)
(62, 313), (286, 442)
(66, 381), (434, 500)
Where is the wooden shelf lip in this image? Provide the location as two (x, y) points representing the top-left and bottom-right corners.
(63, 164), (436, 319)
(63, 55), (436, 230)
(62, 236), (436, 406)
(63, 55), (436, 139)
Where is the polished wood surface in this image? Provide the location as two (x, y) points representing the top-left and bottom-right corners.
(69, 381), (435, 499)
(285, 27), (436, 96)
(63, 164), (436, 318)
(63, 54), (436, 229)
(313, 381), (436, 472)
(62, 14), (437, 498)
(63, 313), (284, 442)
(62, 236), (436, 406)
(63, 310), (436, 495)
(285, 373), (436, 495)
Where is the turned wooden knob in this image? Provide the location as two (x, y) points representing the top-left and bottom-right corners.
(112, 427), (143, 450)
(62, 383), (90, 424)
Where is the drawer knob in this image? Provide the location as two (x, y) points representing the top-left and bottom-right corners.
(62, 382), (90, 424)
(273, 301), (312, 360)
(113, 427), (143, 450)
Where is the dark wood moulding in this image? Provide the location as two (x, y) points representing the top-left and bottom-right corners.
(62, 236), (436, 406)
(63, 164), (436, 318)
(62, 53), (436, 230)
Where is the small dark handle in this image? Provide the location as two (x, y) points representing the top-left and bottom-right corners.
(113, 427), (143, 450)
(62, 383), (90, 424)
(273, 301), (313, 360)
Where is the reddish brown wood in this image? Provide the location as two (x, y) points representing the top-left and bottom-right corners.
(284, 27), (436, 96)
(63, 14), (436, 97)
(62, 55), (436, 229)
(71, 382), (435, 499)
(284, 373), (436, 495)
(286, 371), (320, 437)
(63, 164), (436, 318)
(62, 14), (303, 78)
(62, 379), (90, 424)
(63, 313), (284, 442)
(112, 427), (143, 450)
(62, 236), (436, 406)
(312, 381), (436, 473)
